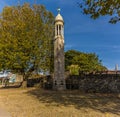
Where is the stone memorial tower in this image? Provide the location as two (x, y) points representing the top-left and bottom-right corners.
(53, 9), (66, 90)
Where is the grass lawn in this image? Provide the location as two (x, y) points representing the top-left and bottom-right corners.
(0, 87), (120, 117)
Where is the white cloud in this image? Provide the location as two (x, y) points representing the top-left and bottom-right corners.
(112, 45), (120, 49)
(65, 44), (75, 50)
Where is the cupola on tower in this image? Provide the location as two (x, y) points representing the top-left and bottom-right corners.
(53, 9), (66, 90)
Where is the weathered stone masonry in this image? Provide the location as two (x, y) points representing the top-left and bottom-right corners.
(53, 10), (66, 90)
(66, 74), (120, 93)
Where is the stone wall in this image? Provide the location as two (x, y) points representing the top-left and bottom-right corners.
(66, 74), (120, 93)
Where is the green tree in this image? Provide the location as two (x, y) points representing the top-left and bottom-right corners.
(65, 50), (107, 73)
(73, 53), (107, 73)
(65, 50), (81, 70)
(79, 0), (120, 23)
(68, 65), (80, 75)
(0, 3), (54, 87)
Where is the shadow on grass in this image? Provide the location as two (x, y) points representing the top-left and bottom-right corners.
(27, 88), (120, 115)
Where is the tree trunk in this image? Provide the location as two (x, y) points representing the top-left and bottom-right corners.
(21, 73), (27, 88)
(21, 80), (27, 88)
(21, 71), (32, 88)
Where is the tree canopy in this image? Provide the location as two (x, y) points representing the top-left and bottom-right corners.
(79, 0), (120, 23)
(0, 3), (54, 80)
(65, 50), (107, 74)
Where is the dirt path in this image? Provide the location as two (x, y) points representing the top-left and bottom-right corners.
(0, 88), (120, 117)
(0, 96), (11, 117)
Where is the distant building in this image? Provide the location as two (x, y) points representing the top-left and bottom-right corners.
(104, 70), (120, 74)
(115, 64), (119, 71)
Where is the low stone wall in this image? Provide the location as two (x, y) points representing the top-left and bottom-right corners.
(27, 78), (42, 87)
(66, 75), (120, 93)
(39, 74), (120, 93)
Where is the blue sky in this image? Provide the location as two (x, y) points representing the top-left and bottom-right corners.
(0, 0), (120, 70)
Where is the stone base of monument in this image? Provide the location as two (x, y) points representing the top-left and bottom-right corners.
(54, 86), (66, 91)
(53, 81), (66, 90)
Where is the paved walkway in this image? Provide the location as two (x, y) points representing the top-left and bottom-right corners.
(0, 108), (11, 117)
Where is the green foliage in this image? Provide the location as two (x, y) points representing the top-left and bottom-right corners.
(65, 50), (107, 73)
(0, 3), (54, 80)
(79, 0), (120, 23)
(65, 50), (81, 69)
(68, 64), (80, 75)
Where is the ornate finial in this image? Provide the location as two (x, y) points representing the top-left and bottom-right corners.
(57, 8), (61, 14)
